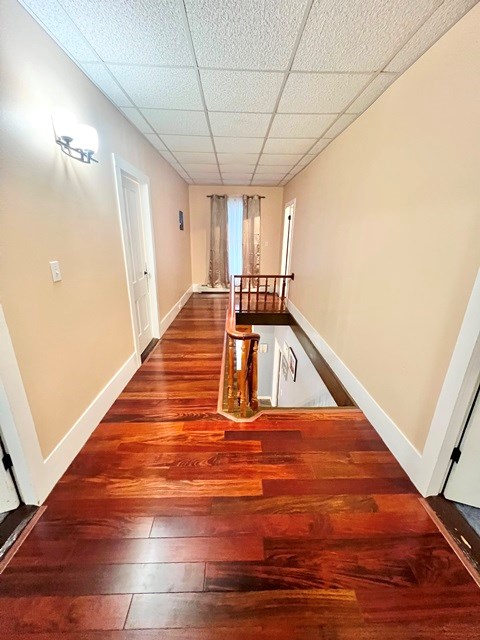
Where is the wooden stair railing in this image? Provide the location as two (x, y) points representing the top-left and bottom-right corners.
(226, 273), (294, 417)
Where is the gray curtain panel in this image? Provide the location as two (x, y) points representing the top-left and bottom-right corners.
(208, 195), (229, 288)
(242, 195), (261, 276)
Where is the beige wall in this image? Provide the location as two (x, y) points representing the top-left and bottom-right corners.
(284, 5), (480, 452)
(189, 186), (284, 285)
(0, 0), (191, 457)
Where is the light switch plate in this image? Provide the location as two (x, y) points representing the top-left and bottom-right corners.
(49, 260), (62, 282)
(259, 343), (268, 353)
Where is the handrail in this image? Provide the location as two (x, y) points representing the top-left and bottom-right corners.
(225, 273), (294, 417)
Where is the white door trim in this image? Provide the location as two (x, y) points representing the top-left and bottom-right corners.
(281, 199), (296, 275)
(419, 267), (480, 496)
(112, 154), (160, 366)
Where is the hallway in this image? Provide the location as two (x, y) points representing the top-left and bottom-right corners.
(0, 293), (479, 637)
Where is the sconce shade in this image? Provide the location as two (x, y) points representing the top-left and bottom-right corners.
(72, 124), (99, 154)
(52, 108), (76, 140)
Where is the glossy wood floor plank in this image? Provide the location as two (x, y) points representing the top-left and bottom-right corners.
(124, 589), (362, 629)
(2, 293), (479, 637)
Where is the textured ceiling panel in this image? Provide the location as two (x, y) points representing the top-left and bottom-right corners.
(214, 138), (264, 153)
(269, 113), (337, 138)
(174, 152), (217, 164)
(160, 135), (214, 152)
(263, 138), (317, 154)
(293, 0), (441, 71)
(108, 66), (203, 110)
(323, 114), (358, 138)
(59, 0), (192, 65)
(20, 0), (100, 62)
(120, 108), (154, 133)
(279, 73), (372, 113)
(201, 70), (284, 112)
(386, 0), (478, 73)
(144, 133), (167, 152)
(346, 73), (398, 113)
(185, 0), (309, 69)
(258, 154), (303, 165)
(217, 153), (261, 164)
(209, 112), (271, 137)
(219, 164), (258, 173)
(252, 178), (282, 185)
(80, 62), (132, 107)
(140, 109), (209, 136)
(23, 0), (470, 186)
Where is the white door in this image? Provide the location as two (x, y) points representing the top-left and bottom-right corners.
(444, 388), (480, 508)
(121, 173), (153, 354)
(0, 437), (20, 513)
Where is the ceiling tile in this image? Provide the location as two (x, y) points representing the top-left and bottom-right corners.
(174, 152), (217, 164)
(219, 164), (257, 172)
(190, 173), (221, 180)
(269, 113), (337, 138)
(215, 138), (264, 153)
(160, 135), (214, 152)
(140, 109), (209, 135)
(183, 164), (220, 173)
(251, 178), (281, 185)
(185, 0), (309, 69)
(222, 179), (251, 185)
(323, 114), (357, 138)
(209, 112), (271, 137)
(263, 138), (316, 154)
(258, 154), (303, 166)
(279, 73), (373, 113)
(20, 0), (100, 62)
(60, 0), (192, 65)
(119, 108), (154, 133)
(309, 139), (331, 154)
(297, 155), (317, 167)
(79, 62), (132, 107)
(255, 164), (292, 172)
(253, 172), (287, 180)
(107, 66), (203, 110)
(195, 178), (223, 184)
(221, 174), (254, 181)
(386, 0), (478, 73)
(144, 133), (167, 151)
(347, 73), (397, 113)
(217, 153), (259, 164)
(293, 0), (440, 72)
(201, 70), (284, 112)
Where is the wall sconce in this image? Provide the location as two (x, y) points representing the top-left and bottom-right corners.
(52, 108), (99, 164)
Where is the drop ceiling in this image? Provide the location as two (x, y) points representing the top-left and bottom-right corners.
(20, 0), (477, 186)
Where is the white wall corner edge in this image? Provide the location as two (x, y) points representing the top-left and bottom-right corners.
(287, 299), (425, 493)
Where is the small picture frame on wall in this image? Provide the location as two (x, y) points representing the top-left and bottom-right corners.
(179, 210), (184, 231)
(288, 347), (297, 382)
(281, 354), (289, 381)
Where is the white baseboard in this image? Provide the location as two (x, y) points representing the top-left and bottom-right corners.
(193, 284), (229, 293)
(42, 352), (137, 500)
(159, 285), (193, 337)
(287, 300), (424, 492)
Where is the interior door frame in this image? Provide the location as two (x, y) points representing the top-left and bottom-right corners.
(112, 154), (160, 366)
(279, 199), (296, 296)
(421, 268), (480, 496)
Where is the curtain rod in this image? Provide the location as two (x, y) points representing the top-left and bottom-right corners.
(206, 194), (265, 198)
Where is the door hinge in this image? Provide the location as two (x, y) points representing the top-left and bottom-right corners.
(451, 446), (462, 464)
(2, 453), (13, 471)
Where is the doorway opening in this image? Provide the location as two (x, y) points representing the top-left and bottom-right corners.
(113, 155), (160, 366)
(280, 200), (295, 296)
(0, 432), (37, 565)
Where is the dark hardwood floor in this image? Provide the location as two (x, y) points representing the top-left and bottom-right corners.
(1, 293), (479, 638)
